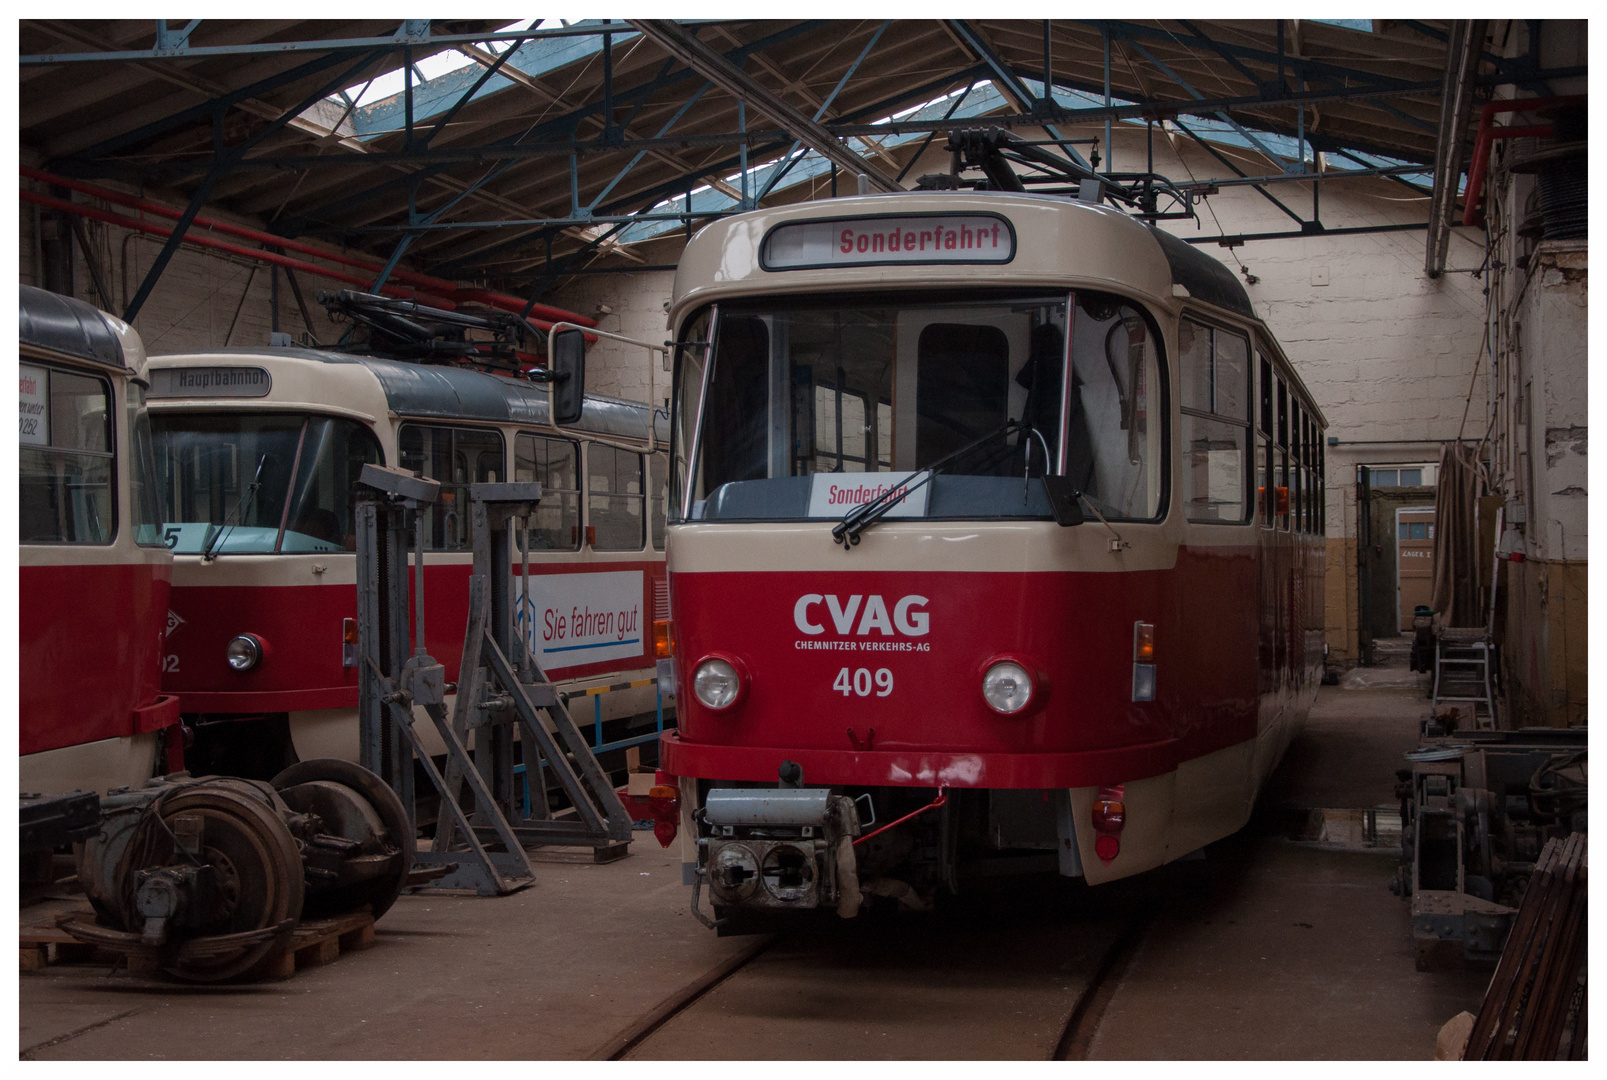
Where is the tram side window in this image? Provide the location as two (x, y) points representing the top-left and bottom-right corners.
(281, 418), (383, 552)
(19, 363), (114, 544)
(1065, 295), (1163, 520)
(1179, 319), (1251, 523)
(1275, 378), (1290, 530)
(589, 444), (644, 551)
(399, 424), (503, 551)
(514, 434), (580, 550)
(1300, 412), (1313, 533)
(649, 453), (668, 550)
(1258, 357), (1273, 526)
(126, 381), (164, 546)
(1292, 411), (1303, 533)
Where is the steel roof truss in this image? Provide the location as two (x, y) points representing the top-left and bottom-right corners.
(627, 19), (903, 193)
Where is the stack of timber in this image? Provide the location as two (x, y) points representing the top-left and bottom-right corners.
(1464, 833), (1587, 1059)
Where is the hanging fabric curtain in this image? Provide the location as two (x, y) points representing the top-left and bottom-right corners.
(1430, 443), (1482, 626)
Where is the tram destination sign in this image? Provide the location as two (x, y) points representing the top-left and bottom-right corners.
(762, 213), (1015, 271)
(808, 472), (930, 519)
(149, 366), (272, 399)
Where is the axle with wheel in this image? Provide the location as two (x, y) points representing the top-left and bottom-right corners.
(60, 759), (414, 982)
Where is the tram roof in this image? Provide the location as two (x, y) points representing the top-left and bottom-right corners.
(19, 285), (128, 369)
(152, 345), (669, 443)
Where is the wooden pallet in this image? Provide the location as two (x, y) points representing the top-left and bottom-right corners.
(26, 905), (377, 982)
(252, 909), (377, 981)
(20, 927), (100, 972)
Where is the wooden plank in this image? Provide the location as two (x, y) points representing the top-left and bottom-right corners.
(1466, 840), (1556, 1057)
(1516, 834), (1586, 1058)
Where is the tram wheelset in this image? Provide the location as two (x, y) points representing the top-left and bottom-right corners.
(69, 759), (412, 982)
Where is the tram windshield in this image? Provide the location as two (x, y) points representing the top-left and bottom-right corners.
(671, 290), (1165, 524)
(150, 412), (382, 554)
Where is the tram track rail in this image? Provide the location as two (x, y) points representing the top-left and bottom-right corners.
(594, 899), (1155, 1061)
(593, 934), (779, 1060)
(1051, 912), (1154, 1060)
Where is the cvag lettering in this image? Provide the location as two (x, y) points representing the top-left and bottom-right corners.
(793, 593), (929, 637)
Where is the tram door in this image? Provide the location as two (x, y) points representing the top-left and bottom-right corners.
(1396, 507), (1436, 632)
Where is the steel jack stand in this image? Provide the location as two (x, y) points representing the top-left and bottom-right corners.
(355, 466), (633, 897)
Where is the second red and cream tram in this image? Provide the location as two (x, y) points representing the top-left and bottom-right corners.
(143, 346), (670, 779)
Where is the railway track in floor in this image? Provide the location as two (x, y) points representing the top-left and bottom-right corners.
(593, 876), (1161, 1061)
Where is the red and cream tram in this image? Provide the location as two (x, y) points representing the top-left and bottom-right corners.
(636, 192), (1327, 920)
(20, 285), (180, 795)
(142, 346), (670, 779)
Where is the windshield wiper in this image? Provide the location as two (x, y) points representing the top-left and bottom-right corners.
(202, 454), (266, 561)
(832, 419), (1024, 550)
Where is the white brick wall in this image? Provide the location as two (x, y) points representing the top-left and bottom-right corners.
(551, 270), (677, 408)
(23, 177), (359, 354)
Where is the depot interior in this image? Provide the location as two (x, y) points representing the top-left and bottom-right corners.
(18, 19), (1587, 1061)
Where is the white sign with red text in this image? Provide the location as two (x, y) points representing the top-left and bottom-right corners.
(517, 570), (645, 669)
(807, 472), (929, 519)
(764, 215), (1014, 269)
(19, 364), (48, 446)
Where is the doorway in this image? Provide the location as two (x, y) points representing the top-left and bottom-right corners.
(1396, 506), (1436, 632)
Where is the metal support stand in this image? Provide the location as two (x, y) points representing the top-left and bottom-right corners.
(356, 466), (634, 898)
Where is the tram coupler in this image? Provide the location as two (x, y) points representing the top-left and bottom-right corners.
(698, 788), (862, 915)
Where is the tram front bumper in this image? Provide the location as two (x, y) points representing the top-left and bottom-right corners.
(699, 788), (861, 914)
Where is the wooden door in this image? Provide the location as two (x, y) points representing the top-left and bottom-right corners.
(1397, 507), (1436, 631)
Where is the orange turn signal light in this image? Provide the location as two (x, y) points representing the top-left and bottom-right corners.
(652, 618), (675, 659)
(1133, 622), (1154, 663)
(1092, 798), (1126, 832)
(343, 617), (358, 645)
(1092, 782), (1127, 834)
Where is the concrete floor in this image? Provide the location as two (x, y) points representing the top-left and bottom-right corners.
(20, 643), (1489, 1060)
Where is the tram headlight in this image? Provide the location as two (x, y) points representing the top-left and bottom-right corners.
(981, 661), (1033, 715)
(225, 633), (264, 672)
(692, 657), (741, 710)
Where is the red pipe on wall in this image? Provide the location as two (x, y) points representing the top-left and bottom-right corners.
(1460, 94), (1585, 227)
(20, 188), (592, 338)
(20, 165), (596, 328)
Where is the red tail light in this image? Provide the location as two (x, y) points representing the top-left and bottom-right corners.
(648, 783), (680, 848)
(1092, 783), (1126, 864)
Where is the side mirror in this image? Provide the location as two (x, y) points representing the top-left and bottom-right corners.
(550, 328), (587, 425)
(1040, 475), (1085, 527)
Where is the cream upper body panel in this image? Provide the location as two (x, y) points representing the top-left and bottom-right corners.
(144, 351), (392, 426)
(668, 193), (1182, 327)
(667, 518), (1182, 575)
